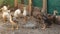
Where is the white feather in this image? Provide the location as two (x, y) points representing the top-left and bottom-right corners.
(14, 9), (21, 17)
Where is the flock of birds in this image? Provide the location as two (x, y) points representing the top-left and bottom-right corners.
(0, 5), (27, 30)
(32, 7), (59, 29)
(0, 5), (60, 30)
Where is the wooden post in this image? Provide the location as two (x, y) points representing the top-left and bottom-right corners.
(28, 0), (32, 16)
(20, 0), (24, 11)
(21, 0), (24, 4)
(41, 0), (47, 13)
(14, 0), (18, 8)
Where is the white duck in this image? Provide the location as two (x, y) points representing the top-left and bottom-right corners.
(23, 7), (27, 16)
(2, 10), (10, 22)
(14, 9), (21, 18)
(23, 7), (27, 23)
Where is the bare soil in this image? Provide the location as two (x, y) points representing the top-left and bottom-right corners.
(0, 12), (60, 34)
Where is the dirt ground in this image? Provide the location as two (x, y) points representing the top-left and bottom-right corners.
(0, 12), (60, 34)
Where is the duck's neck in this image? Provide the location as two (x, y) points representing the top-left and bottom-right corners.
(10, 15), (13, 21)
(53, 10), (58, 15)
(23, 7), (26, 13)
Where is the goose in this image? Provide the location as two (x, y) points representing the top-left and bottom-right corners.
(14, 9), (21, 18)
(10, 14), (18, 30)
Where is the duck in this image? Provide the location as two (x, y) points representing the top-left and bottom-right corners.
(14, 9), (21, 18)
(23, 7), (27, 16)
(23, 7), (27, 23)
(32, 7), (41, 20)
(53, 10), (58, 18)
(1, 6), (8, 11)
(41, 13), (53, 29)
(46, 10), (58, 24)
(2, 10), (10, 23)
(10, 14), (18, 30)
(53, 10), (60, 24)
(41, 10), (58, 29)
(1, 6), (10, 23)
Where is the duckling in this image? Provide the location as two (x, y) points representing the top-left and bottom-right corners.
(14, 9), (21, 18)
(2, 10), (10, 23)
(10, 14), (19, 30)
(23, 7), (27, 23)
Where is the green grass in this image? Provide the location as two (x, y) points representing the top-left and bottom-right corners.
(0, 0), (4, 6)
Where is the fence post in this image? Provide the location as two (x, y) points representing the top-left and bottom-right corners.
(41, 0), (47, 13)
(28, 0), (32, 16)
(20, 0), (24, 12)
(14, 0), (18, 8)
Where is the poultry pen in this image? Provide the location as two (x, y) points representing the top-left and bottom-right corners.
(0, 0), (60, 34)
